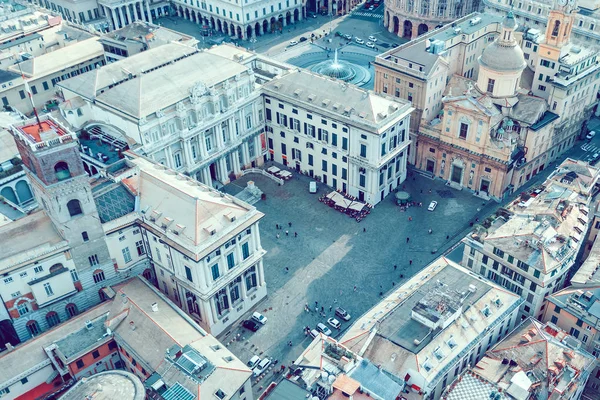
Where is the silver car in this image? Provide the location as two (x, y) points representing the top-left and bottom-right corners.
(317, 322), (332, 336)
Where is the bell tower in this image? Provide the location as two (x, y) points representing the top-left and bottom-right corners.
(10, 115), (111, 273)
(542, 0), (577, 59)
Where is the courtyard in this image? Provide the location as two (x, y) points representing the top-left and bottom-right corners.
(218, 165), (489, 390)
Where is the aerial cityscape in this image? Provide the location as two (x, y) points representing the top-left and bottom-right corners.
(1, 0), (600, 399)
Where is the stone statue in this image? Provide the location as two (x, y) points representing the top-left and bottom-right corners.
(468, 170), (474, 186)
(190, 81), (207, 104)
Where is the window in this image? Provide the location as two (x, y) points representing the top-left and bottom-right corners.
(44, 283), (54, 296)
(242, 242), (250, 259)
(3, 277), (12, 284)
(17, 301), (29, 316)
(487, 78), (495, 93)
(66, 303), (78, 318)
(493, 247), (505, 258)
(26, 320), (41, 337)
(550, 315), (558, 324)
(136, 241), (145, 256)
(67, 199), (82, 216)
(122, 247), (132, 263)
(360, 144), (367, 158)
(322, 160), (328, 172)
(569, 327), (580, 338)
(93, 269), (105, 283)
(554, 305), (561, 313)
(227, 253), (235, 269)
(54, 162), (71, 181)
(92, 350), (100, 359)
(211, 264), (220, 281)
(76, 359), (84, 369)
(81, 231), (89, 242)
(359, 174), (366, 188)
(459, 123), (468, 139)
(89, 254), (99, 267)
(185, 266), (193, 282)
(46, 311), (60, 327)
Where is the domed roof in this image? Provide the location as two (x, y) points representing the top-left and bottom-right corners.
(503, 11), (517, 30)
(479, 41), (527, 72)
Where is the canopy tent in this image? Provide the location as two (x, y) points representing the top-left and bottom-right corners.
(395, 191), (411, 205)
(348, 201), (366, 211)
(267, 166), (281, 173)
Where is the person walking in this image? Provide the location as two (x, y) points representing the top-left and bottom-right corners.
(329, 305), (333, 312)
(394, 265), (397, 270)
(286, 230), (289, 236)
(406, 237), (410, 243)
(276, 233), (280, 239)
(409, 259), (413, 265)
(295, 232), (298, 237)
(289, 222), (292, 227)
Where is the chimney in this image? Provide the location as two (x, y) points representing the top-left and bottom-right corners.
(151, 302), (158, 312)
(129, 321), (136, 331)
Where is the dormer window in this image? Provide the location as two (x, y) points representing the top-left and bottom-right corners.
(54, 162), (70, 181)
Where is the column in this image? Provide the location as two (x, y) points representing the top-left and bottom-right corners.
(110, 7), (118, 30)
(165, 146), (174, 168)
(218, 157), (228, 182)
(203, 167), (213, 187)
(282, 18), (287, 27)
(240, 273), (248, 300)
(132, 2), (138, 21)
(257, 259), (265, 286)
(258, 23), (263, 35)
(198, 133), (209, 158)
(117, 6), (125, 28)
(252, 223), (261, 251)
(125, 3), (133, 25)
(216, 124), (225, 149)
(242, 141), (251, 166)
(210, 297), (219, 322)
(328, 0), (332, 15)
(232, 149), (241, 175)
(145, 0), (153, 24)
(183, 140), (194, 168)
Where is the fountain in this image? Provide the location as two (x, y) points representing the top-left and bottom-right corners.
(308, 48), (370, 86)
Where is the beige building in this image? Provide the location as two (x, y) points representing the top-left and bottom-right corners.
(443, 318), (596, 400)
(338, 257), (523, 400)
(462, 158), (599, 322)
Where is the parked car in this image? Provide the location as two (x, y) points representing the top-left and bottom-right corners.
(252, 358), (272, 376)
(309, 181), (317, 193)
(366, 42), (375, 48)
(289, 40), (298, 46)
(299, 36), (308, 42)
(587, 131), (596, 140)
(309, 329), (319, 338)
(368, 36), (377, 42)
(335, 307), (351, 321)
(355, 37), (365, 44)
(368, 5), (374, 10)
(247, 355), (261, 369)
(242, 320), (261, 332)
(344, 34), (352, 40)
(327, 318), (341, 329)
(317, 322), (332, 336)
(391, 43), (399, 48)
(428, 201), (438, 211)
(252, 311), (268, 324)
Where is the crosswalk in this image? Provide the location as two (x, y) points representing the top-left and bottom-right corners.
(580, 142), (600, 162)
(351, 11), (384, 19)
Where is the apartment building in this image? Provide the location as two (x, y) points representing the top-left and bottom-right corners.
(0, 276), (254, 400)
(58, 43), (267, 189)
(263, 70), (413, 204)
(462, 158), (600, 322)
(338, 257), (523, 400)
(443, 318), (596, 400)
(543, 286), (600, 399)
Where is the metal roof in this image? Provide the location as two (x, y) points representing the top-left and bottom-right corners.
(162, 382), (196, 400)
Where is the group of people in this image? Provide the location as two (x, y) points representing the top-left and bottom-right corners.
(275, 222), (298, 239)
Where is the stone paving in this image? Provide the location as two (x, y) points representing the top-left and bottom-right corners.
(218, 166), (487, 389)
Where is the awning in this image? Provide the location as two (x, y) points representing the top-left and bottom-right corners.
(267, 166), (281, 173)
(404, 373), (411, 381)
(102, 287), (116, 299)
(334, 197), (351, 208)
(348, 201), (365, 211)
(411, 384), (421, 392)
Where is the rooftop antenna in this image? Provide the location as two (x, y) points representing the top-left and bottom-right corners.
(17, 61), (42, 131)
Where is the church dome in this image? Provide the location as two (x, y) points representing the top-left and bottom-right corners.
(478, 11), (526, 73)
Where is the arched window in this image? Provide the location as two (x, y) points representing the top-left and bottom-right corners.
(65, 303), (78, 318)
(93, 269), (105, 284)
(67, 199), (82, 217)
(552, 20), (560, 37)
(26, 320), (41, 337)
(54, 162), (71, 181)
(142, 269), (154, 283)
(49, 263), (63, 273)
(46, 311), (60, 328)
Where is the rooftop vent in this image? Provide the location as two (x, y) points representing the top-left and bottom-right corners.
(130, 321), (136, 331)
(322, 99), (330, 107)
(85, 320), (93, 330)
(273, 82), (281, 89)
(308, 94), (316, 102)
(151, 302), (158, 312)
(454, 28), (462, 35)
(470, 17), (481, 25)
(468, 284), (477, 293)
(293, 88), (302, 96)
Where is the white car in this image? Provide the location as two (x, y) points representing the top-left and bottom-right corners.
(317, 322), (332, 336)
(289, 40), (298, 46)
(368, 5), (374, 10)
(252, 358), (272, 376)
(344, 34), (352, 40)
(252, 311), (268, 325)
(309, 181), (317, 193)
(368, 36), (377, 42)
(587, 131), (596, 140)
(309, 329), (319, 338)
(366, 42), (375, 48)
(247, 355), (261, 369)
(327, 318), (341, 329)
(428, 201), (438, 211)
(355, 38), (365, 44)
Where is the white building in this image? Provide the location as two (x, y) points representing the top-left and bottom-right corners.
(461, 158), (600, 322)
(58, 43), (268, 189)
(338, 257), (523, 400)
(263, 69), (413, 204)
(172, 0), (306, 40)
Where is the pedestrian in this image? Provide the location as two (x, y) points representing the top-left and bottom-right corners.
(446, 235), (450, 240)
(321, 306), (324, 312)
(329, 305), (332, 311)
(429, 189), (432, 193)
(394, 265), (397, 270)
(276, 223), (279, 229)
(315, 306), (319, 313)
(315, 301), (318, 307)
(289, 222), (292, 227)
(392, 282), (395, 286)
(295, 232), (298, 237)
(276, 233), (280, 239)
(353, 285), (357, 292)
(409, 259), (413, 265)
(379, 291), (383, 296)
(334, 298), (338, 304)
(421, 189), (423, 193)
(400, 274), (404, 278)
(285, 267), (289, 272)
(428, 228), (432, 234)
(379, 284), (383, 289)
(286, 230), (289, 236)
(363, 227), (366, 232)
(406, 237), (410, 243)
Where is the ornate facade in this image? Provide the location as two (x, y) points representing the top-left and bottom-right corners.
(384, 0), (482, 39)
